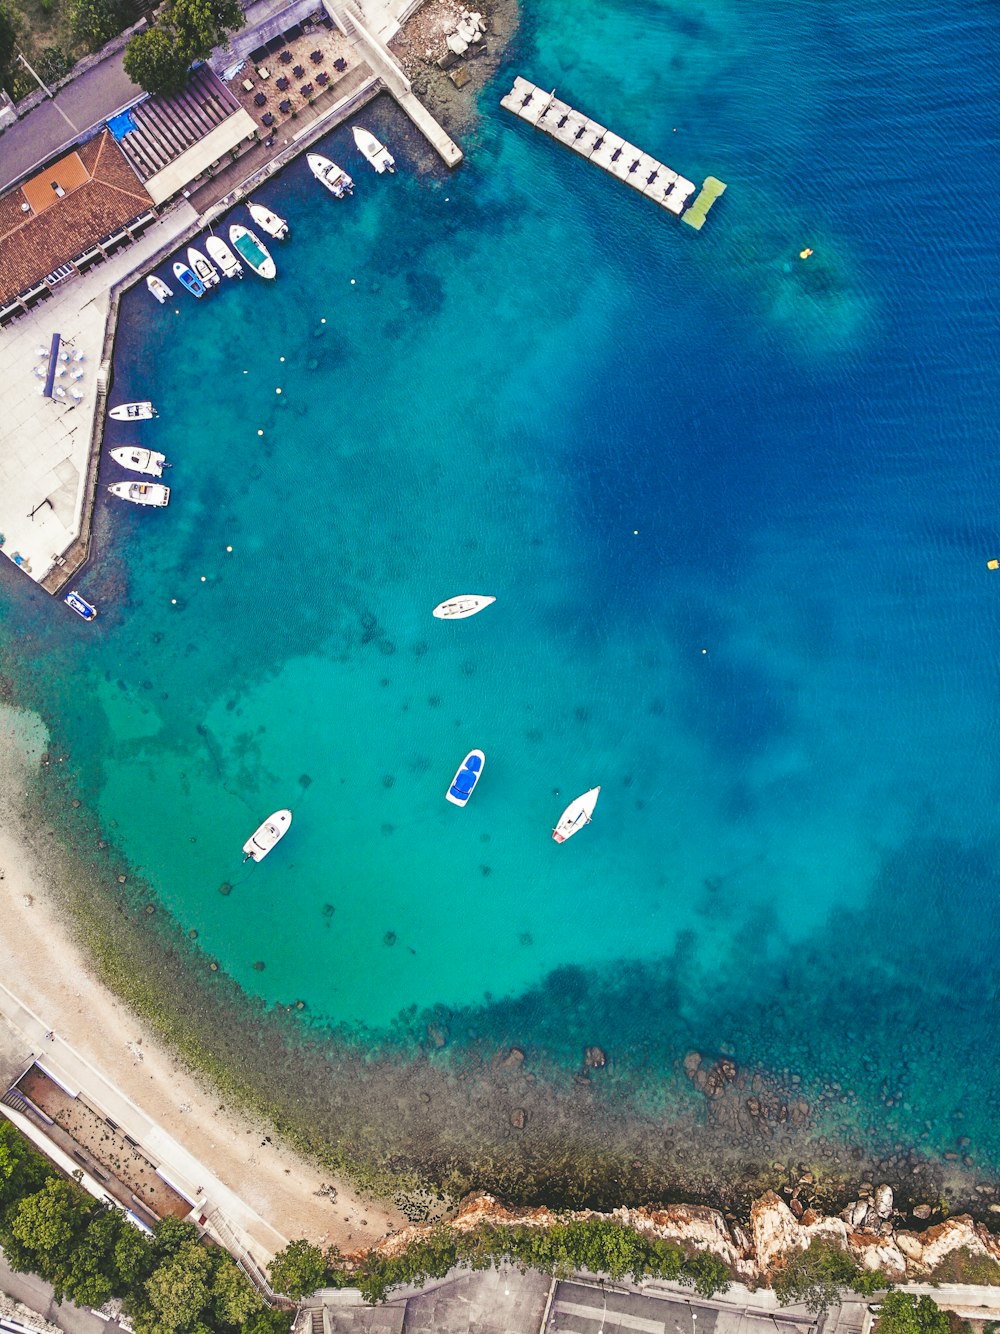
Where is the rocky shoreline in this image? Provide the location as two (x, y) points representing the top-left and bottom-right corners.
(367, 1187), (1000, 1285)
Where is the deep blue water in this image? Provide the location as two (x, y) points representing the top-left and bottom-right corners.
(2, 0), (999, 1182)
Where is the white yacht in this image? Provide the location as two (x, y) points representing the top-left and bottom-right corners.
(552, 787), (600, 843)
(109, 446), (169, 477)
(432, 595), (496, 620)
(352, 125), (395, 173)
(229, 224), (277, 280)
(243, 809), (292, 862)
(109, 402), (157, 421)
(107, 481), (170, 507)
(205, 235), (244, 278)
(248, 201), (289, 240)
(308, 153), (354, 198)
(187, 246), (220, 288)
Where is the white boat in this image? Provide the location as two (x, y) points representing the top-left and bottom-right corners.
(353, 125), (395, 174)
(187, 246), (220, 289)
(243, 808), (292, 862)
(110, 446), (169, 477)
(146, 274), (173, 304)
(432, 595), (496, 620)
(446, 750), (485, 807)
(552, 787), (600, 843)
(109, 401), (157, 421)
(229, 224), (277, 280)
(107, 481), (170, 507)
(248, 201), (289, 240)
(308, 153), (354, 198)
(205, 234), (243, 279)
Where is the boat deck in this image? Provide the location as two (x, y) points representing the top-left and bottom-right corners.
(500, 76), (727, 230)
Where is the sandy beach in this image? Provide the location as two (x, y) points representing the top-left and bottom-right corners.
(0, 701), (401, 1259)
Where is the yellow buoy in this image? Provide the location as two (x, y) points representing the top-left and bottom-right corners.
(799, 248), (814, 259)
(988, 559), (999, 570)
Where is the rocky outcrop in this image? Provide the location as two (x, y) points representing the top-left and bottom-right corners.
(359, 1189), (1000, 1285)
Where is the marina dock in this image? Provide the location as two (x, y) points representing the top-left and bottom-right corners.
(500, 77), (726, 230)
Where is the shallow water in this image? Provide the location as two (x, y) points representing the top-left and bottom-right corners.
(3, 0), (1000, 1198)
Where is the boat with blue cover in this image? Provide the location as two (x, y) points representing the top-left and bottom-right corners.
(446, 749), (485, 806)
(172, 260), (205, 298)
(229, 224), (277, 280)
(64, 591), (97, 620)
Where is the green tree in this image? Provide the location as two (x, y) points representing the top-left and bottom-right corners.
(7, 1178), (93, 1276)
(167, 0), (241, 61)
(877, 1294), (951, 1334)
(123, 25), (189, 96)
(0, 1120), (53, 1220)
(68, 0), (125, 51)
(0, 0), (19, 83)
(211, 1251), (265, 1327)
(62, 1207), (129, 1308)
(114, 1222), (155, 1288)
(772, 1237), (863, 1313)
(35, 45), (74, 79)
(138, 1239), (214, 1332)
(268, 1238), (328, 1299)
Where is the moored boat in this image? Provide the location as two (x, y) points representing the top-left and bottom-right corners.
(110, 446), (169, 477)
(64, 591), (97, 620)
(552, 786), (600, 843)
(172, 261), (205, 299)
(229, 224), (277, 280)
(248, 201), (289, 240)
(205, 234), (243, 278)
(107, 481), (170, 507)
(146, 274), (173, 304)
(432, 595), (496, 620)
(109, 401), (158, 421)
(187, 246), (220, 289)
(243, 808), (292, 862)
(446, 750), (485, 807)
(352, 125), (395, 173)
(308, 153), (354, 198)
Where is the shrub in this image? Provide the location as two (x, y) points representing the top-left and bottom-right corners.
(771, 1237), (864, 1313)
(876, 1293), (950, 1334)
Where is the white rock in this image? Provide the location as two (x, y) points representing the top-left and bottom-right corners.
(456, 20), (476, 42)
(895, 1233), (924, 1261)
(842, 1200), (870, 1229)
(446, 32), (468, 54)
(874, 1183), (894, 1218)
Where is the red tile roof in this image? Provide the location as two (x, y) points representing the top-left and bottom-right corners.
(0, 132), (154, 307)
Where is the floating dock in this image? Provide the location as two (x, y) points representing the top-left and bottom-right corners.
(500, 77), (726, 231)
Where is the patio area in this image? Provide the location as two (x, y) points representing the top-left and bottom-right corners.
(225, 15), (358, 138)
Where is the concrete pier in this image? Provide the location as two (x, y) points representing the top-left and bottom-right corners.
(500, 76), (726, 229)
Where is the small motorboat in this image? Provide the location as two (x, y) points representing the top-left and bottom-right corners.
(432, 595), (496, 620)
(109, 401), (157, 421)
(446, 750), (485, 807)
(107, 481), (170, 507)
(248, 201), (289, 240)
(308, 153), (354, 198)
(229, 224), (277, 280)
(353, 125), (394, 174)
(205, 234), (243, 279)
(552, 787), (600, 843)
(172, 261), (205, 299)
(187, 246), (220, 289)
(110, 446), (169, 477)
(243, 808), (292, 862)
(146, 274), (173, 304)
(64, 591), (97, 620)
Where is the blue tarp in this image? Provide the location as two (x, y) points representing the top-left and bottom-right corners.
(106, 109), (137, 140)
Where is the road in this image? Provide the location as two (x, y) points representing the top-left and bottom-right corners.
(0, 1250), (128, 1333)
(0, 52), (141, 191)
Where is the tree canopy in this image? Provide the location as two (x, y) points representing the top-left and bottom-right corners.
(123, 0), (243, 96)
(876, 1294), (950, 1334)
(268, 1238), (329, 1299)
(0, 1), (19, 85)
(771, 1237), (876, 1313)
(69, 0), (127, 52)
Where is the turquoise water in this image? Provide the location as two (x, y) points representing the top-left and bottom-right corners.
(3, 0), (1000, 1193)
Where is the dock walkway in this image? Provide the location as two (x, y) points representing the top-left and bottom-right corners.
(500, 76), (726, 230)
